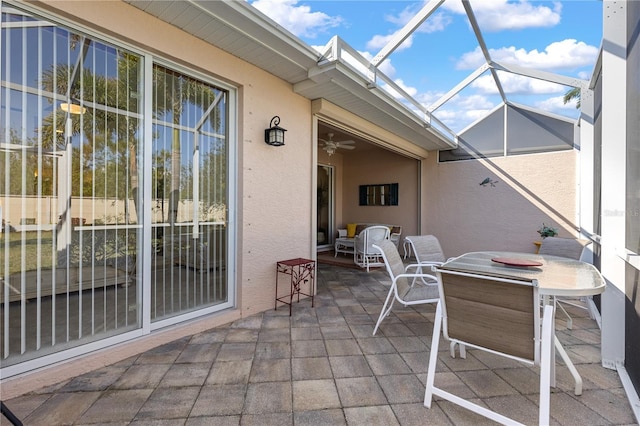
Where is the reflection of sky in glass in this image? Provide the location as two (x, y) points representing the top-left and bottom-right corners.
(2, 8), (140, 145)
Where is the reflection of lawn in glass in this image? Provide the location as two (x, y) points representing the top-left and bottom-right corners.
(1, 231), (55, 275)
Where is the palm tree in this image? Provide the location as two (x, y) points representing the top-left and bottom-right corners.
(563, 87), (581, 109)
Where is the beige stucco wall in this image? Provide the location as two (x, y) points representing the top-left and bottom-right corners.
(35, 0), (314, 316)
(422, 150), (579, 257)
(341, 149), (420, 237)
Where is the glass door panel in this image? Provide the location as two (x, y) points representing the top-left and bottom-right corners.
(150, 65), (228, 322)
(0, 7), (143, 367)
(317, 165), (334, 249)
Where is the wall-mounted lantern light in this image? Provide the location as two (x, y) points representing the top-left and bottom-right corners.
(264, 116), (286, 146)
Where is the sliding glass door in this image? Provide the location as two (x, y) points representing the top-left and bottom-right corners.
(0, 4), (232, 374)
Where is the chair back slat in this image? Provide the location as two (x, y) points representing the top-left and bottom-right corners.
(406, 235), (446, 264)
(438, 270), (538, 361)
(538, 237), (591, 260)
(374, 240), (410, 294)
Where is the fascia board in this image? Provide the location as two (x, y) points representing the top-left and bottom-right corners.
(298, 63), (456, 150)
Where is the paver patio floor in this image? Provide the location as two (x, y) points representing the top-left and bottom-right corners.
(3, 262), (636, 425)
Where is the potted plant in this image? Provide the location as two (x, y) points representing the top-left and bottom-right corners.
(537, 223), (558, 239)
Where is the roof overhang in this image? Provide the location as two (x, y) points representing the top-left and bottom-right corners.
(124, 0), (456, 151)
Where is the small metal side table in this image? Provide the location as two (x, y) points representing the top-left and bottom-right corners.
(275, 258), (315, 316)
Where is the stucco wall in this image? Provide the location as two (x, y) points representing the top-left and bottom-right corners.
(422, 150), (578, 257)
(38, 1), (314, 316)
(341, 149), (420, 237)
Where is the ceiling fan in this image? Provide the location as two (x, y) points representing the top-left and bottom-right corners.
(319, 133), (356, 156)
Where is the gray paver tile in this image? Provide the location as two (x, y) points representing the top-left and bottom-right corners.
(335, 376), (388, 407)
(392, 402), (454, 426)
(377, 374), (425, 404)
(294, 408), (346, 425)
(136, 386), (200, 419)
(325, 338), (362, 356)
(185, 415), (239, 425)
(190, 384), (246, 416)
(292, 357), (333, 380)
(216, 342), (257, 361)
(366, 353), (412, 375)
(292, 379), (341, 411)
(244, 382), (293, 414)
(136, 339), (188, 364)
(329, 355), (373, 378)
(343, 405), (400, 426)
(255, 341), (291, 359)
(77, 389), (154, 423)
(22, 392), (101, 425)
(206, 359), (252, 385)
(291, 326), (323, 340)
(176, 343), (220, 363)
(456, 369), (519, 398)
(240, 412), (293, 425)
(158, 363), (210, 387)
(112, 363), (172, 389)
(292, 339), (327, 357)
(249, 358), (291, 382)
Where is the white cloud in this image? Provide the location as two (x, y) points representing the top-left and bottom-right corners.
(457, 39), (599, 71)
(453, 94), (495, 111)
(443, 0), (561, 31)
(393, 79), (418, 97)
(366, 32), (414, 52)
(472, 73), (567, 95)
(385, 6), (452, 34)
(536, 95), (579, 112)
(366, 4), (452, 53)
(250, 0), (342, 38)
(359, 51), (396, 77)
(430, 93), (496, 131)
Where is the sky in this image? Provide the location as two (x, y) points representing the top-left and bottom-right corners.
(248, 0), (602, 133)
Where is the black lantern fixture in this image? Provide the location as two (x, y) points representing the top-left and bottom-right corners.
(264, 116), (286, 146)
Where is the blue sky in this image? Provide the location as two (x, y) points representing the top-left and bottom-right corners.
(249, 0), (602, 132)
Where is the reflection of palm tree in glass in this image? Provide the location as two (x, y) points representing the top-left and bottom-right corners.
(152, 66), (223, 225)
(41, 42), (222, 229)
(40, 49), (143, 221)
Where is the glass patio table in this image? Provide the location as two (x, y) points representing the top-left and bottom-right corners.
(438, 251), (606, 396)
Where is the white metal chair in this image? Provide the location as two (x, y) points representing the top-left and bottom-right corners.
(404, 235), (452, 285)
(425, 267), (555, 425)
(371, 240), (439, 335)
(538, 236), (593, 329)
(404, 235), (446, 265)
(354, 225), (390, 271)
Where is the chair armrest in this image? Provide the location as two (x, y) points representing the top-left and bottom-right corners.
(394, 273), (439, 284)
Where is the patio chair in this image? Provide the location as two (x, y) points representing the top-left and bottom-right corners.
(538, 236), (593, 329)
(371, 240), (439, 335)
(354, 225), (390, 271)
(404, 235), (452, 285)
(425, 267), (555, 425)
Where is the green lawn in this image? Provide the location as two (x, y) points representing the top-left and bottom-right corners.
(1, 231), (56, 275)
